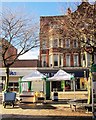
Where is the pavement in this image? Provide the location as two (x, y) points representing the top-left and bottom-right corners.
(0, 92), (93, 120)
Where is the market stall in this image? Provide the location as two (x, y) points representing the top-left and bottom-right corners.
(19, 70), (46, 103)
(48, 69), (75, 100)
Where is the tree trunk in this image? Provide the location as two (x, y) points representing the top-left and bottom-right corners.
(5, 67), (10, 91)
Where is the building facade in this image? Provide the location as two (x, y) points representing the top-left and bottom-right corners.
(39, 2), (95, 92)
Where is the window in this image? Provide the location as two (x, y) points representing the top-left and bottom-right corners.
(42, 55), (46, 67)
(49, 40), (52, 48)
(73, 40), (78, 48)
(59, 39), (63, 48)
(66, 54), (70, 66)
(65, 39), (70, 48)
(42, 41), (46, 50)
(59, 55), (63, 67)
(49, 55), (53, 67)
(53, 39), (58, 48)
(87, 53), (91, 67)
(74, 54), (78, 66)
(53, 55), (58, 66)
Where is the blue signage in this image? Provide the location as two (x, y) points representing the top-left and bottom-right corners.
(9, 71), (16, 75)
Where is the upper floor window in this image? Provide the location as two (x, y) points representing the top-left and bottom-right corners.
(49, 55), (53, 67)
(42, 55), (46, 67)
(49, 39), (52, 48)
(65, 39), (70, 48)
(74, 54), (79, 67)
(73, 40), (78, 48)
(66, 54), (70, 66)
(59, 54), (63, 67)
(53, 39), (58, 48)
(87, 53), (91, 67)
(59, 39), (63, 48)
(42, 41), (46, 50)
(53, 54), (58, 66)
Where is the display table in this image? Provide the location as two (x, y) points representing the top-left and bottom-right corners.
(19, 91), (36, 103)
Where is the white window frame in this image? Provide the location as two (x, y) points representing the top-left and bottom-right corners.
(65, 39), (70, 48)
(42, 55), (46, 67)
(66, 54), (70, 66)
(42, 41), (46, 50)
(73, 39), (78, 48)
(59, 39), (63, 48)
(59, 54), (63, 67)
(53, 39), (58, 48)
(74, 54), (79, 67)
(49, 54), (53, 67)
(53, 54), (58, 66)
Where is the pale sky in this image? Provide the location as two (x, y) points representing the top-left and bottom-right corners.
(2, 1), (94, 59)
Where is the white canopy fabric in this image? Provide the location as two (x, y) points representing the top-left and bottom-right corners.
(48, 69), (74, 81)
(22, 70), (46, 81)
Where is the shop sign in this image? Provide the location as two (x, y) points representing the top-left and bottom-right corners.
(91, 64), (96, 72)
(9, 71), (16, 75)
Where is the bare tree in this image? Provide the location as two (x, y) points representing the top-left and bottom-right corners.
(56, 1), (96, 104)
(0, 8), (39, 91)
(67, 1), (96, 63)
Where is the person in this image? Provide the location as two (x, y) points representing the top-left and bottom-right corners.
(65, 84), (70, 90)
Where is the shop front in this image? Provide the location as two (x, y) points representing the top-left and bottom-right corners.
(38, 67), (89, 99)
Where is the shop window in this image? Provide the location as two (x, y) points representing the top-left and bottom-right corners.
(52, 81), (62, 91)
(8, 82), (19, 92)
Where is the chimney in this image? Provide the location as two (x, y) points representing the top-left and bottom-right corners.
(66, 8), (71, 15)
(82, 0), (88, 2)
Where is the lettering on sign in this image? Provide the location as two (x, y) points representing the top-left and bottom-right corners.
(9, 71), (16, 75)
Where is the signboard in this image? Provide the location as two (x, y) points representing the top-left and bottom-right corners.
(32, 81), (43, 92)
(91, 64), (96, 72)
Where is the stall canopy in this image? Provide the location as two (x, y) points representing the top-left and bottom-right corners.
(48, 69), (74, 81)
(21, 70), (46, 81)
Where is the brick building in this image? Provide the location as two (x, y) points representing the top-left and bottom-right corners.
(39, 1), (95, 93)
(0, 38), (39, 91)
(39, 1), (94, 68)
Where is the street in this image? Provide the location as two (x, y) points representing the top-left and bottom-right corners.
(0, 92), (93, 120)
(1, 116), (92, 120)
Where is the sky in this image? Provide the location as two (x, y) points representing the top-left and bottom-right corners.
(1, 0), (94, 60)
